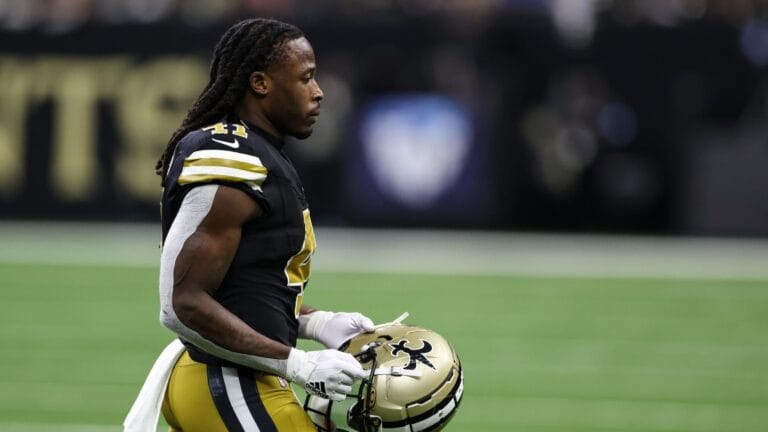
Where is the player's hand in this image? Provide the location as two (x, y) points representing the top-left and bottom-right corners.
(299, 311), (375, 349)
(286, 348), (366, 401)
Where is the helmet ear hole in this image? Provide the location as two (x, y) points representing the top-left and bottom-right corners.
(354, 342), (380, 364)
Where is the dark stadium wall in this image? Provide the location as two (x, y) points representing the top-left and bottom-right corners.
(0, 19), (765, 236)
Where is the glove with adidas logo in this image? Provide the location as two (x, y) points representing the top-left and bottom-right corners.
(286, 348), (366, 401)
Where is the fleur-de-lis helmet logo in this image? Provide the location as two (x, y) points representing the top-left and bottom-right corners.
(389, 339), (436, 370)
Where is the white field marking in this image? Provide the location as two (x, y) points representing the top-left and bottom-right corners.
(1, 222), (767, 280)
(457, 395), (768, 431)
(0, 222), (162, 267)
(0, 422), (120, 432)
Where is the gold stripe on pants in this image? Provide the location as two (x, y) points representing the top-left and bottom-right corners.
(161, 350), (317, 431)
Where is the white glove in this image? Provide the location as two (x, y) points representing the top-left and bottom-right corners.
(299, 311), (375, 349)
(286, 348), (366, 401)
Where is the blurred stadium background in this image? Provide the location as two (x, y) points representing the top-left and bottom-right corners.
(1, 0), (768, 431)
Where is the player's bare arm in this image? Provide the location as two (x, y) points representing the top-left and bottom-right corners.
(169, 185), (291, 359)
(159, 182), (365, 400)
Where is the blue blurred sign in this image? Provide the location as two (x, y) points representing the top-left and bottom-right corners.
(344, 94), (490, 226)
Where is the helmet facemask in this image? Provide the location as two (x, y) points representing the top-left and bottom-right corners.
(305, 342), (383, 432)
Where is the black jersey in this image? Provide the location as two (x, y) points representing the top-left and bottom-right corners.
(161, 118), (317, 365)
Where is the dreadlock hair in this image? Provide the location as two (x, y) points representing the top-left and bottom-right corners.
(155, 18), (304, 181)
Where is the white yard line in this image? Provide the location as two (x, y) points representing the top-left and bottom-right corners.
(463, 395), (768, 431)
(0, 222), (767, 280)
(315, 228), (768, 280)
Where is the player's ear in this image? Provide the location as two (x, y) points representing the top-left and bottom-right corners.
(249, 71), (269, 96)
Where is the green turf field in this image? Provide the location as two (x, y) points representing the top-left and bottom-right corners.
(1, 259), (767, 431)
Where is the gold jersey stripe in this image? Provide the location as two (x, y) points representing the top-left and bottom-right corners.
(178, 173), (265, 189)
(179, 165), (266, 181)
(183, 157), (268, 175)
(186, 149), (264, 167)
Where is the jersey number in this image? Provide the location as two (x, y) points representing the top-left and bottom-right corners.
(202, 122), (248, 138)
(286, 209), (316, 318)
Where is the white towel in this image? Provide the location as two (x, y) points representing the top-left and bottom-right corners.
(123, 339), (186, 432)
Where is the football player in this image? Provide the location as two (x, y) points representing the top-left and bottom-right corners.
(152, 18), (373, 431)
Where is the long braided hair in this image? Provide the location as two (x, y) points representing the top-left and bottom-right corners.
(156, 18), (304, 181)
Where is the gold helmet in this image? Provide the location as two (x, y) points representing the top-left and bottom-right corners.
(305, 323), (464, 432)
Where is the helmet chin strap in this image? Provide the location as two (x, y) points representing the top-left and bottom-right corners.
(372, 312), (409, 329)
(372, 366), (422, 377)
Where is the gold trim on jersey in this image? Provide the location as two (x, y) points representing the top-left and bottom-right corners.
(285, 209), (316, 318)
(178, 149), (268, 190)
(184, 158), (267, 175)
(185, 149), (265, 167)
